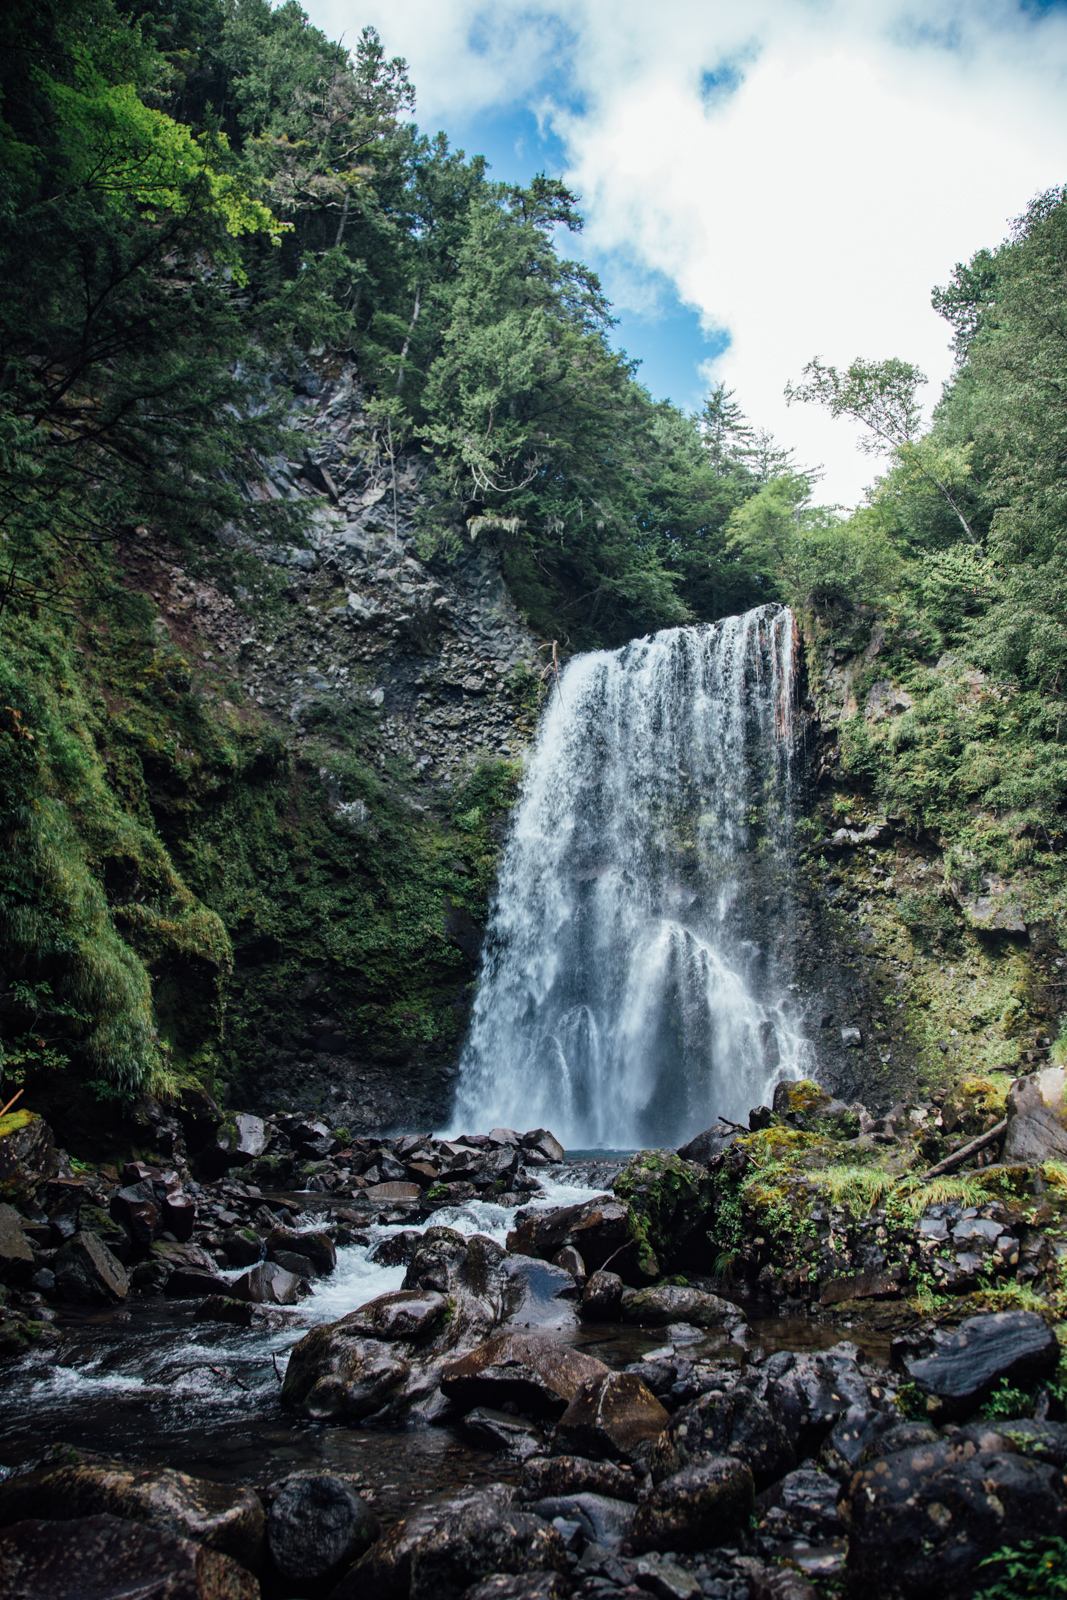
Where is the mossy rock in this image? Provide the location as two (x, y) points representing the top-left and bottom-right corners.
(0, 1112), (57, 1199)
(774, 1079), (833, 1118)
(613, 1150), (715, 1275)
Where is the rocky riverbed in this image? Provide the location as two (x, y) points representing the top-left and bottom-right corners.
(4, 1073), (1067, 1599)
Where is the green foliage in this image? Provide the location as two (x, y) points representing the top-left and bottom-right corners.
(975, 1537), (1067, 1599)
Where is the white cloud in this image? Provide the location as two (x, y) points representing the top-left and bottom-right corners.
(305, 0), (1067, 502)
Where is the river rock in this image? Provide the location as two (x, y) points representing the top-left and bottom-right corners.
(620, 1284), (738, 1328)
(232, 1114), (269, 1161)
(555, 1371), (669, 1460)
(331, 1499), (456, 1600)
(552, 1246), (586, 1284)
(266, 1226), (337, 1275)
(0, 1452), (265, 1570)
(520, 1130), (566, 1164)
(441, 1332), (608, 1418)
(525, 1492), (635, 1550)
(521, 1455), (639, 1503)
(650, 1386), (795, 1490)
(408, 1494), (568, 1600)
(231, 1261), (307, 1305)
(267, 1472), (378, 1591)
(110, 1181), (161, 1245)
(403, 1227), (508, 1302)
(53, 1230), (129, 1304)
(761, 1346), (876, 1457)
(631, 1457), (755, 1554)
(342, 1289), (448, 1341)
(464, 1575), (571, 1600)
(0, 1202), (33, 1281)
(162, 1190), (196, 1242)
(463, 1407), (547, 1459)
(0, 1513), (259, 1599)
(757, 1466), (844, 1544)
(846, 1439), (1067, 1598)
(0, 1111), (56, 1199)
(282, 1326), (411, 1421)
(676, 1126), (736, 1166)
(222, 1229), (263, 1267)
(581, 1269), (623, 1319)
(166, 1268), (234, 1299)
(903, 1310), (1059, 1419)
(506, 1197), (644, 1278)
(502, 1255), (580, 1327)
(1002, 1068), (1067, 1163)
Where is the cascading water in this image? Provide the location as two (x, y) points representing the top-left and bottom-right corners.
(450, 603), (815, 1149)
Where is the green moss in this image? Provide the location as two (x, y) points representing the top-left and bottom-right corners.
(614, 1149), (716, 1275)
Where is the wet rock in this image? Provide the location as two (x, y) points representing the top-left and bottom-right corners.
(464, 1575), (571, 1600)
(676, 1126), (736, 1166)
(441, 1332), (608, 1418)
(0, 1451), (265, 1570)
(632, 1552), (702, 1600)
(408, 1494), (568, 1600)
(282, 1325), (411, 1422)
(520, 1130), (566, 1164)
(267, 1222), (334, 1273)
(756, 1466), (844, 1543)
(152, 1241), (218, 1276)
(165, 1268), (234, 1299)
(846, 1440), (1067, 1599)
(331, 1499), (451, 1600)
(0, 1112), (57, 1199)
(232, 1114), (269, 1162)
(903, 1310), (1059, 1420)
(222, 1229), (263, 1268)
(631, 1457), (755, 1554)
(620, 1285), (738, 1328)
(581, 1269), (623, 1320)
(342, 1289), (448, 1341)
(555, 1371), (669, 1460)
(231, 1261), (308, 1306)
(161, 1191), (196, 1242)
(1003, 1068), (1067, 1163)
(403, 1227), (507, 1301)
(740, 1562), (819, 1600)
(53, 1230), (128, 1304)
(762, 1346), (876, 1457)
(109, 1181), (161, 1245)
(859, 1421), (940, 1464)
(0, 1202), (33, 1280)
(521, 1456), (639, 1504)
(552, 1246), (586, 1285)
(267, 1471), (378, 1591)
(0, 1513), (259, 1599)
(818, 1403), (898, 1479)
(507, 1198), (645, 1280)
(463, 1408), (547, 1459)
(366, 1181), (422, 1203)
(974, 1417), (1067, 1467)
(526, 1493), (635, 1550)
(502, 1255), (580, 1327)
(650, 1386), (795, 1491)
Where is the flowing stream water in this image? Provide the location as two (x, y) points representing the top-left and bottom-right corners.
(451, 605), (815, 1147)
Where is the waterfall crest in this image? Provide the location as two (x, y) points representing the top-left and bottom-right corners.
(450, 604), (814, 1149)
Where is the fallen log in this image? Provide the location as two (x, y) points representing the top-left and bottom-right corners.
(921, 1118), (1007, 1181)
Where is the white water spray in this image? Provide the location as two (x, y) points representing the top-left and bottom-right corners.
(450, 605), (814, 1148)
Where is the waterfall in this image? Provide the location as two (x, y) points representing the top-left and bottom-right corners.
(450, 604), (815, 1149)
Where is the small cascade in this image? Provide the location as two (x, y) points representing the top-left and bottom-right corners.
(450, 604), (815, 1149)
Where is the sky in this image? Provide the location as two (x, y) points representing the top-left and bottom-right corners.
(304, 0), (1067, 506)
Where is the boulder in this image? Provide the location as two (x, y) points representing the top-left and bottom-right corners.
(846, 1440), (1067, 1599)
(506, 1197), (644, 1279)
(463, 1408), (547, 1460)
(232, 1114), (269, 1162)
(650, 1386), (795, 1490)
(53, 1231), (128, 1304)
(1003, 1068), (1067, 1164)
(408, 1494), (568, 1600)
(340, 1289), (448, 1342)
(282, 1327), (411, 1422)
(0, 1452), (265, 1571)
(526, 1491), (635, 1549)
(165, 1268), (234, 1300)
(403, 1228), (508, 1300)
(521, 1455), (639, 1504)
(365, 1182), (422, 1203)
(464, 1576), (570, 1600)
(0, 1202), (33, 1280)
(0, 1111), (56, 1200)
(520, 1130), (565, 1164)
(619, 1284), (738, 1328)
(161, 1191), (196, 1242)
(231, 1261), (307, 1306)
(581, 1269), (623, 1320)
(903, 1311), (1059, 1420)
(631, 1457), (755, 1554)
(440, 1333), (608, 1418)
(501, 1255), (580, 1328)
(110, 1182), (161, 1245)
(222, 1229), (263, 1268)
(756, 1466), (844, 1544)
(267, 1226), (337, 1277)
(676, 1125), (737, 1166)
(762, 1346), (877, 1457)
(330, 1499), (453, 1600)
(552, 1246), (586, 1285)
(0, 1513), (259, 1600)
(555, 1371), (669, 1460)
(267, 1472), (378, 1591)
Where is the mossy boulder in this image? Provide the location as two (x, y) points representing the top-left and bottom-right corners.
(612, 1152), (715, 1276)
(0, 1112), (56, 1200)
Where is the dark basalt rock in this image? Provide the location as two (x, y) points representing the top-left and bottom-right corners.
(555, 1371), (669, 1461)
(267, 1226), (336, 1275)
(650, 1386), (795, 1491)
(441, 1333), (608, 1419)
(267, 1472), (378, 1591)
(282, 1327), (411, 1421)
(619, 1284), (738, 1328)
(581, 1269), (623, 1320)
(506, 1197), (646, 1280)
(631, 1457), (755, 1554)
(761, 1345), (877, 1458)
(756, 1466), (844, 1544)
(521, 1455), (640, 1504)
(0, 1113), (57, 1200)
(902, 1310), (1059, 1419)
(408, 1494), (568, 1600)
(525, 1492), (635, 1550)
(463, 1408), (547, 1459)
(846, 1440), (1067, 1599)
(464, 1575), (571, 1600)
(341, 1289), (448, 1341)
(0, 1202), (33, 1281)
(0, 1513), (259, 1600)
(53, 1230), (128, 1304)
(0, 1452), (265, 1571)
(222, 1229), (263, 1268)
(231, 1261), (308, 1305)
